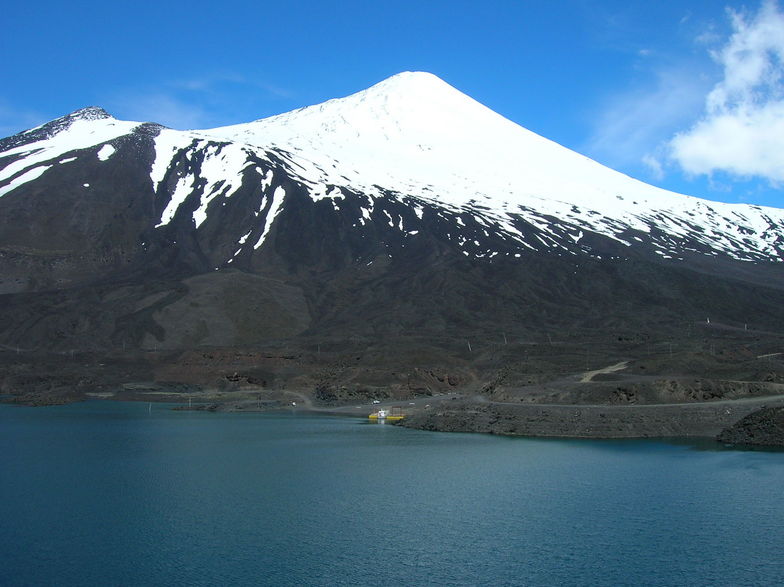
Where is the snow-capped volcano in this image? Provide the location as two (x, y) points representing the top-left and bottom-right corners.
(2, 71), (783, 266)
(1, 72), (783, 353)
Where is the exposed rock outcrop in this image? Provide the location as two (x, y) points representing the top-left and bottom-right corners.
(717, 407), (784, 447)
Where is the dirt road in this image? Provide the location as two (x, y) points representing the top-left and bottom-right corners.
(580, 361), (629, 383)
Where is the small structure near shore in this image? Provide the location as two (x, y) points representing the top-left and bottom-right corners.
(369, 407), (405, 422)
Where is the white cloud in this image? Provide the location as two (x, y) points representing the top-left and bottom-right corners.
(669, 0), (784, 183)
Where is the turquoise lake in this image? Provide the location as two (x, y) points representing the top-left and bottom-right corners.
(1, 401), (783, 586)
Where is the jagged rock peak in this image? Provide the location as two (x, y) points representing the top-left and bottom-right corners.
(66, 106), (113, 121)
(0, 106), (117, 152)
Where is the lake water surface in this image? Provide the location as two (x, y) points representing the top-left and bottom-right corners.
(1, 401), (783, 586)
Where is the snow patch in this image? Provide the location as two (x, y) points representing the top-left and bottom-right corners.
(0, 165), (51, 197)
(97, 144), (116, 161)
(254, 186), (286, 249)
(156, 175), (194, 228)
(192, 143), (252, 228)
(383, 210), (395, 228)
(238, 230), (252, 245)
(149, 129), (194, 191)
(261, 169), (274, 191)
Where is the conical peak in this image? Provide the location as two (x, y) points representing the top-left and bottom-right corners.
(363, 71), (456, 95)
(209, 71), (503, 146)
(380, 70), (444, 83)
(249, 70), (510, 145)
(349, 71), (481, 113)
(205, 70), (532, 174)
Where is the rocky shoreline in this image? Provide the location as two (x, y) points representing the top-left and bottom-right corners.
(397, 396), (784, 442)
(6, 382), (784, 447)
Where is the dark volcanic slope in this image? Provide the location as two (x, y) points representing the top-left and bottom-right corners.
(2, 177), (783, 353)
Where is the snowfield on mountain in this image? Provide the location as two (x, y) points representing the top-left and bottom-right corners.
(2, 72), (782, 268)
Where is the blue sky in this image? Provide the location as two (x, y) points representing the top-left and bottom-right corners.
(2, 0), (783, 208)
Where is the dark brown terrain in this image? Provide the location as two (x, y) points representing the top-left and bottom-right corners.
(3, 319), (783, 443)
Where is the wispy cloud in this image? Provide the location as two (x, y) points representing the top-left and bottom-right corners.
(583, 66), (709, 174)
(669, 0), (784, 184)
(101, 73), (295, 130)
(106, 93), (210, 130)
(170, 73), (294, 100)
